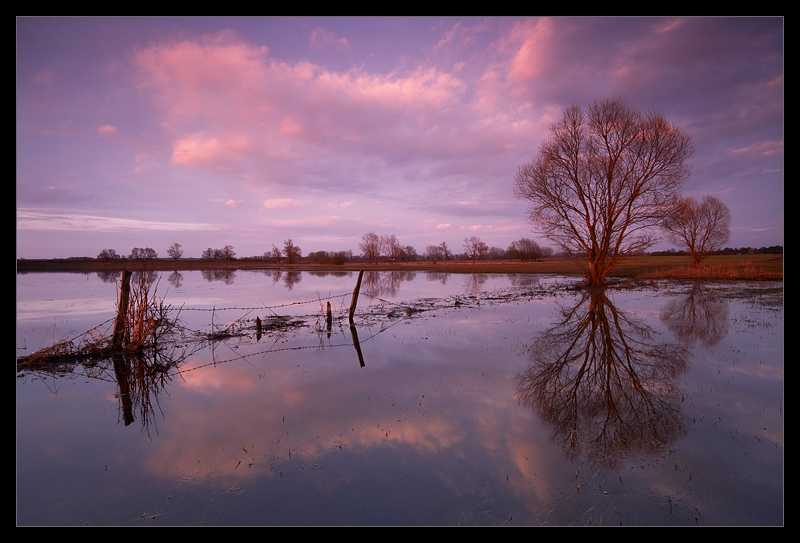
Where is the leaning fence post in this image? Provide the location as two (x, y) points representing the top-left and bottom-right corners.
(112, 269), (132, 348)
(349, 269), (364, 324)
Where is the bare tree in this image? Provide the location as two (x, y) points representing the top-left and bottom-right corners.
(97, 248), (120, 260)
(513, 97), (694, 286)
(201, 246), (234, 259)
(426, 244), (443, 263)
(662, 195), (731, 267)
(360, 231), (382, 264)
(382, 234), (405, 262)
(463, 236), (488, 264)
(167, 243), (183, 260)
(130, 247), (158, 259)
(487, 246), (506, 260)
(283, 239), (302, 263)
(269, 244), (282, 263)
(507, 238), (552, 261)
(439, 241), (451, 261)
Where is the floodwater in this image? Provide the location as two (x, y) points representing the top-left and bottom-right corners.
(16, 269), (783, 526)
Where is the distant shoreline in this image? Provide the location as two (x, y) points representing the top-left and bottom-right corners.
(16, 255), (783, 281)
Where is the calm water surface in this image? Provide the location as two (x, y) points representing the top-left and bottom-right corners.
(16, 269), (783, 526)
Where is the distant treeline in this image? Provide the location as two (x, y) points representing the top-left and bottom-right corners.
(18, 244), (782, 268)
(649, 245), (783, 256)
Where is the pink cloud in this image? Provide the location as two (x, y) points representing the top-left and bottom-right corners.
(171, 131), (251, 167)
(262, 198), (308, 209)
(278, 117), (304, 135)
(133, 31), (270, 128)
(126, 26), (546, 203)
(433, 19), (490, 52)
(731, 140), (783, 158)
(506, 18), (554, 84)
(96, 124), (119, 136)
(652, 17), (686, 35)
(309, 26), (349, 51)
(132, 30), (472, 163)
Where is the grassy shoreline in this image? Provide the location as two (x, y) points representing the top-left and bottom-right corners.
(16, 254), (783, 281)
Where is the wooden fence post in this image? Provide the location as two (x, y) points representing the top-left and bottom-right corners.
(112, 270), (132, 348)
(349, 269), (364, 324)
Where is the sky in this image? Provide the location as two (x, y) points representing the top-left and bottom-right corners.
(16, 17), (784, 260)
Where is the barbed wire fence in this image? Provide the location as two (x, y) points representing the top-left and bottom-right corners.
(17, 266), (554, 381)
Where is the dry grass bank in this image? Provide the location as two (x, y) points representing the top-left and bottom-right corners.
(621, 254), (783, 281)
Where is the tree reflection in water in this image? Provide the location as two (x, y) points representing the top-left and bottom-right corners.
(515, 288), (690, 469)
(201, 269), (237, 284)
(362, 270), (417, 299)
(660, 283), (729, 348)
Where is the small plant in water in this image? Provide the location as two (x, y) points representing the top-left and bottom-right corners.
(17, 269), (181, 368)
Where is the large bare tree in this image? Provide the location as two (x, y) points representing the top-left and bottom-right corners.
(662, 194), (731, 267)
(513, 97), (694, 286)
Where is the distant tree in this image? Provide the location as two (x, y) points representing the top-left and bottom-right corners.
(487, 246), (505, 260)
(307, 251), (328, 264)
(97, 248), (120, 260)
(331, 251), (349, 265)
(360, 231), (382, 264)
(269, 244), (283, 263)
(513, 97), (694, 286)
(403, 245), (418, 262)
(307, 250), (347, 264)
(439, 241), (451, 260)
(661, 195), (731, 267)
(305, 250), (351, 265)
(425, 244), (443, 263)
(130, 247), (157, 259)
(222, 245), (236, 259)
(167, 243), (183, 260)
(283, 239), (301, 263)
(381, 234), (405, 262)
(463, 236), (488, 264)
(507, 238), (552, 261)
(201, 247), (230, 259)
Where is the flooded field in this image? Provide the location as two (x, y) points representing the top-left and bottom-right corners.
(16, 269), (783, 526)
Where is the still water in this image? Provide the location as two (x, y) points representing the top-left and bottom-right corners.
(16, 269), (783, 526)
